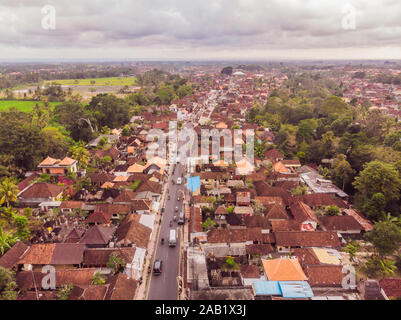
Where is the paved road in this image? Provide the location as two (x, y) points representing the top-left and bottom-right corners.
(147, 163), (187, 300)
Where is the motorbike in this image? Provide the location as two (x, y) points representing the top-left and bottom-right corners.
(169, 221), (173, 227)
(161, 238), (164, 245)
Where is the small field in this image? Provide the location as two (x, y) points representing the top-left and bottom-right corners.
(44, 77), (137, 86)
(0, 100), (61, 112)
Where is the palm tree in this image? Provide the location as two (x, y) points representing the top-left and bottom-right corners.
(0, 177), (19, 208)
(69, 143), (90, 167)
(0, 228), (19, 255)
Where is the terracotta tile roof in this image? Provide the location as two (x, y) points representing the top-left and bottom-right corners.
(264, 149), (284, 160)
(245, 244), (275, 255)
(379, 279), (401, 299)
(291, 194), (349, 209)
(18, 243), (85, 265)
(262, 258), (307, 281)
(105, 273), (138, 300)
(290, 201), (319, 223)
(94, 203), (131, 215)
(70, 284), (108, 300)
(266, 203), (290, 220)
(255, 196), (285, 207)
(305, 265), (344, 287)
(79, 225), (116, 246)
(18, 243), (55, 265)
(88, 173), (116, 184)
(115, 220), (152, 248)
(0, 241), (29, 269)
(83, 247), (136, 266)
(135, 180), (162, 194)
(244, 215), (271, 229)
(240, 264), (261, 278)
(19, 183), (64, 198)
(215, 205), (228, 215)
(271, 220), (302, 232)
(190, 206), (203, 234)
(86, 211), (113, 224)
(17, 173), (39, 191)
(60, 201), (84, 209)
(39, 156), (58, 166)
(274, 231), (341, 248)
(58, 157), (77, 166)
(17, 268), (97, 290)
(291, 248), (320, 267)
(50, 243), (86, 265)
(236, 191), (251, 205)
(207, 228), (263, 243)
(319, 215), (363, 232)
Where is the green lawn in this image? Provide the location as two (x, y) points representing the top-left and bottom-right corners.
(44, 77), (137, 86)
(0, 100), (61, 112)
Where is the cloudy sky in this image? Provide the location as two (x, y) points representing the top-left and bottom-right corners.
(0, 0), (400, 61)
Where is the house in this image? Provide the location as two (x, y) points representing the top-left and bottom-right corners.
(240, 265), (264, 286)
(265, 204), (289, 221)
(289, 201), (319, 231)
(115, 218), (152, 249)
(264, 149), (284, 163)
(18, 243), (86, 271)
(262, 258), (308, 281)
(304, 265), (344, 287)
(83, 247), (136, 268)
(0, 241), (29, 270)
(236, 191), (251, 206)
(60, 201), (84, 214)
(271, 220), (302, 232)
(274, 231), (341, 252)
(379, 279), (401, 300)
(79, 225), (116, 248)
(38, 156), (78, 175)
(319, 216), (364, 236)
(18, 183), (65, 206)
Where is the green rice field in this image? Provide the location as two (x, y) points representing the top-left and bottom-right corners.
(0, 100), (61, 112)
(44, 76), (137, 86)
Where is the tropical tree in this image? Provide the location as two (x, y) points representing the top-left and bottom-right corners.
(0, 228), (19, 255)
(69, 143), (90, 167)
(0, 177), (19, 208)
(365, 221), (401, 257)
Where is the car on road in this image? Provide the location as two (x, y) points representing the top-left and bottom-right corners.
(176, 177), (182, 184)
(178, 212), (185, 225)
(175, 206), (179, 212)
(153, 260), (163, 275)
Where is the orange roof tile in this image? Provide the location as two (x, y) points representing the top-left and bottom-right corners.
(262, 258), (307, 281)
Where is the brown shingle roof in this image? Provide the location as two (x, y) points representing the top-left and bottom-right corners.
(19, 183), (64, 198)
(115, 220), (152, 248)
(305, 265), (344, 287)
(240, 264), (261, 278)
(79, 225), (116, 246)
(207, 228), (263, 243)
(274, 231), (341, 248)
(83, 247), (135, 266)
(104, 273), (138, 300)
(265, 203), (290, 220)
(291, 248), (320, 267)
(290, 201), (319, 223)
(245, 244), (275, 255)
(271, 220), (302, 232)
(319, 215), (363, 232)
(379, 279), (401, 299)
(0, 241), (29, 269)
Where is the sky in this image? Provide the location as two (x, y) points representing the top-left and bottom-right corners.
(0, 0), (401, 61)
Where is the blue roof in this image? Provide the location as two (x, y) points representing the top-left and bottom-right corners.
(253, 281), (281, 296)
(187, 175), (200, 192)
(278, 281), (314, 299)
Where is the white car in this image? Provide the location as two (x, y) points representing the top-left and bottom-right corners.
(176, 177), (182, 185)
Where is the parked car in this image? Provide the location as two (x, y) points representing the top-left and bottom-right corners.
(177, 177), (182, 185)
(153, 260), (163, 275)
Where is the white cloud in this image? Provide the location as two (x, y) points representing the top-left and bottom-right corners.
(0, 0), (400, 60)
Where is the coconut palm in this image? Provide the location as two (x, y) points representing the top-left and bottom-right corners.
(69, 143), (90, 167)
(0, 177), (19, 208)
(0, 228), (19, 255)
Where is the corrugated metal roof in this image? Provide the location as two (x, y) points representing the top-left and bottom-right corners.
(279, 281), (314, 299)
(253, 281), (281, 296)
